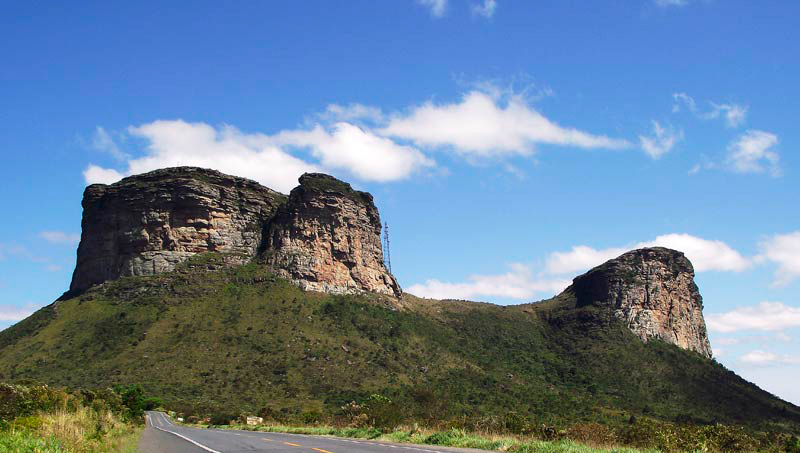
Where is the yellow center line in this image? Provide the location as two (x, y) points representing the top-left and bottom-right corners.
(260, 438), (274, 442)
(312, 448), (334, 453)
(283, 441), (301, 447)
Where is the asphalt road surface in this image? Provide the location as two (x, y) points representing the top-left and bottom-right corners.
(139, 411), (495, 453)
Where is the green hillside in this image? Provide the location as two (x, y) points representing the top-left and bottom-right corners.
(1, 252), (799, 435)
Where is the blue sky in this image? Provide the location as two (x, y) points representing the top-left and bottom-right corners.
(2, 0), (799, 404)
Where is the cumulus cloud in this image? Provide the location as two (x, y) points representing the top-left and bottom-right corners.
(272, 123), (434, 182)
(758, 231), (800, 286)
(407, 233), (750, 302)
(407, 263), (570, 301)
(83, 88), (640, 189)
(707, 302), (800, 333)
(639, 121), (682, 159)
(84, 116), (436, 191)
(83, 165), (124, 185)
(472, 0), (497, 18)
(726, 130), (781, 176)
(672, 93), (747, 127)
(418, 0), (447, 17)
(740, 350), (800, 366)
(40, 231), (80, 245)
(381, 91), (631, 157)
(545, 233), (750, 275)
(545, 245), (627, 275)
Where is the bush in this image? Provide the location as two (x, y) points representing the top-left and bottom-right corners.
(209, 413), (237, 425)
(566, 423), (616, 446)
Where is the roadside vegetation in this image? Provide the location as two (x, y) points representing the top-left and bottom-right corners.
(3, 254), (800, 451)
(0, 383), (155, 452)
(173, 393), (800, 452)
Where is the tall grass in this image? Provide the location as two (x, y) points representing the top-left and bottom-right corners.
(2, 405), (140, 452)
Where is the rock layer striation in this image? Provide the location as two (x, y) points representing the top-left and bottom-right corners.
(266, 174), (401, 297)
(70, 167), (286, 292)
(69, 167), (400, 298)
(567, 247), (713, 358)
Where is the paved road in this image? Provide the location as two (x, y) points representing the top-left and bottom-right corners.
(140, 411), (495, 453)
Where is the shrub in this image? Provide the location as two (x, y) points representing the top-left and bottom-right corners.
(566, 423), (617, 446)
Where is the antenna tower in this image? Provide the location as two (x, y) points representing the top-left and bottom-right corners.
(383, 222), (392, 273)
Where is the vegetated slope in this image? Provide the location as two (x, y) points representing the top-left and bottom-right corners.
(1, 253), (798, 433)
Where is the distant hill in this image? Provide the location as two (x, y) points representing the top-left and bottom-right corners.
(1, 167), (798, 434)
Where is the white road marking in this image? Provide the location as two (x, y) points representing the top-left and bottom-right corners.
(148, 412), (222, 453)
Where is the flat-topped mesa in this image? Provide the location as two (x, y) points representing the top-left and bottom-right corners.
(567, 247), (713, 358)
(265, 173), (402, 297)
(69, 167), (286, 293)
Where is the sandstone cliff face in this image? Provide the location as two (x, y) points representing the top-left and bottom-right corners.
(70, 167), (286, 293)
(265, 173), (401, 297)
(568, 247), (713, 358)
(70, 167), (401, 298)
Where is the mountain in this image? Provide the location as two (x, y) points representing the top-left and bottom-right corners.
(1, 167), (798, 434)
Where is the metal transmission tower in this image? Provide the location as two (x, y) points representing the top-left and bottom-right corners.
(383, 222), (392, 273)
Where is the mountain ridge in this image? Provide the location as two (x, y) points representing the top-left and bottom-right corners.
(1, 166), (798, 435)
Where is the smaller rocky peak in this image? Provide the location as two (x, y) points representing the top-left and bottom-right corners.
(265, 173), (401, 297)
(567, 247), (712, 358)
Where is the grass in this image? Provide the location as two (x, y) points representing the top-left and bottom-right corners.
(0, 429), (62, 452)
(210, 422), (654, 453)
(1, 405), (140, 453)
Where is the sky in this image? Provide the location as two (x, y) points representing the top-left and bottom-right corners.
(1, 0), (799, 404)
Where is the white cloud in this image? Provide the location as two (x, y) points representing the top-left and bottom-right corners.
(655, 0), (689, 6)
(545, 233), (750, 275)
(319, 103), (384, 123)
(407, 263), (570, 301)
(638, 120), (682, 159)
(85, 120), (434, 192)
(706, 102), (748, 128)
(381, 91), (631, 157)
(84, 165), (124, 185)
(740, 349), (800, 366)
(707, 302), (800, 333)
(0, 303), (41, 323)
(472, 0), (497, 18)
(272, 123), (434, 182)
(85, 121), (321, 193)
(418, 0), (447, 17)
(545, 245), (628, 275)
(91, 126), (128, 160)
(672, 92), (747, 127)
(40, 231), (80, 245)
(726, 130), (781, 176)
(758, 231), (800, 286)
(641, 233), (751, 272)
(672, 92), (697, 113)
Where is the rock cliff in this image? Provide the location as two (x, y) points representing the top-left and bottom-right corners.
(265, 173), (401, 297)
(69, 167), (400, 298)
(70, 167), (286, 293)
(567, 247), (713, 358)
